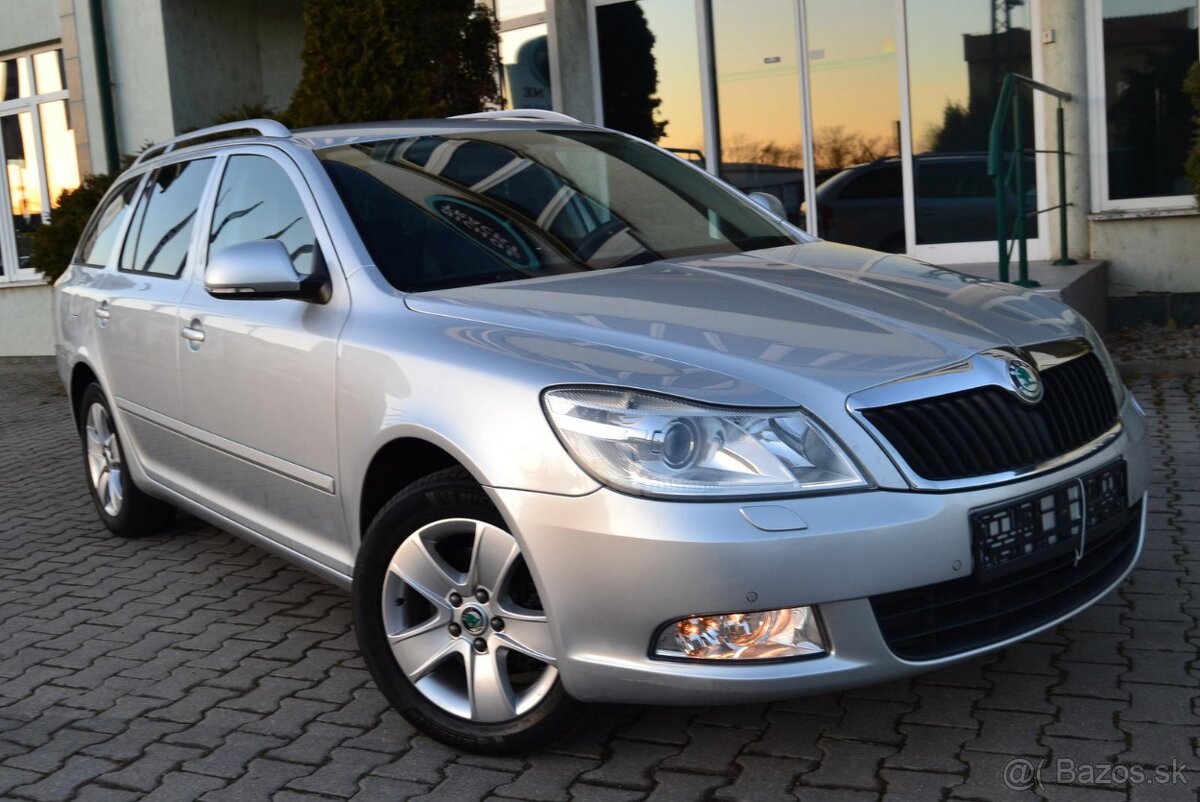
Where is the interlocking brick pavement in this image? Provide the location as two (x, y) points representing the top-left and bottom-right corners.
(0, 361), (1197, 801)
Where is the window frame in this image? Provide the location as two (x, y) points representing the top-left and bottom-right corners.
(0, 43), (74, 284)
(1085, 0), (1200, 213)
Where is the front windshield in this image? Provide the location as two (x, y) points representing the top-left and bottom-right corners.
(318, 128), (797, 292)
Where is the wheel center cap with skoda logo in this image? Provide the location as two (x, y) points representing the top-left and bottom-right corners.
(1006, 357), (1043, 404)
(461, 605), (488, 635)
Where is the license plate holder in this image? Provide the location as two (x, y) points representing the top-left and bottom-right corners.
(970, 460), (1127, 580)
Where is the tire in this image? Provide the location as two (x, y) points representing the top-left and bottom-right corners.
(78, 383), (175, 537)
(353, 467), (580, 753)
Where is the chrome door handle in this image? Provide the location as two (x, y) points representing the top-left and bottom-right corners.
(94, 303), (111, 320)
(180, 325), (206, 343)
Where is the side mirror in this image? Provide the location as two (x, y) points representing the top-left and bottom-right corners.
(205, 239), (331, 303)
(748, 191), (787, 220)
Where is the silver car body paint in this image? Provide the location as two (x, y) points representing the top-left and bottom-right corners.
(55, 120), (1149, 704)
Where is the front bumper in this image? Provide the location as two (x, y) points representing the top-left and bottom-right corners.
(488, 394), (1150, 705)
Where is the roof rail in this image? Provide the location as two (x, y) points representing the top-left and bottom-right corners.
(451, 109), (582, 124)
(133, 119), (292, 166)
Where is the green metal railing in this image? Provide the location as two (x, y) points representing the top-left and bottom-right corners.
(987, 72), (1076, 287)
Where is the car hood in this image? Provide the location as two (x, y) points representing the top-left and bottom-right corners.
(403, 241), (1086, 405)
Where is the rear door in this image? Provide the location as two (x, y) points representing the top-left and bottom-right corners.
(172, 148), (352, 573)
(95, 157), (216, 483)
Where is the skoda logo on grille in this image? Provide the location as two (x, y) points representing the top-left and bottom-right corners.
(1006, 358), (1043, 404)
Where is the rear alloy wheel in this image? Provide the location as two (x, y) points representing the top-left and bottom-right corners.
(77, 383), (175, 537)
(354, 468), (579, 753)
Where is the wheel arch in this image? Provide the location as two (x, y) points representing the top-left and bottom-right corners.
(69, 360), (101, 430)
(357, 436), (475, 538)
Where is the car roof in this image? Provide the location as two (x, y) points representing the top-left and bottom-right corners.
(129, 112), (600, 172)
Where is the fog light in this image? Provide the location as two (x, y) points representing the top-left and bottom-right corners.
(654, 606), (826, 661)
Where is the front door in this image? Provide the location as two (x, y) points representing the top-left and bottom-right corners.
(173, 149), (352, 574)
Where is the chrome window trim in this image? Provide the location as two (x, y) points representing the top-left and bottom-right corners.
(847, 338), (1122, 491)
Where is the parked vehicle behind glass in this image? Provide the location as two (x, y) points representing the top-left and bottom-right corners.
(56, 113), (1148, 753)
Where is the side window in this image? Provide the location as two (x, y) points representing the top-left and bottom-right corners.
(77, 178), (141, 267)
(120, 158), (215, 277)
(839, 166), (902, 200)
(209, 155), (316, 275)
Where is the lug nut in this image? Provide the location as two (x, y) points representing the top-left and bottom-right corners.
(491, 617), (505, 632)
(474, 589), (489, 604)
(448, 622), (462, 637)
(448, 592), (462, 607)
(473, 637), (487, 653)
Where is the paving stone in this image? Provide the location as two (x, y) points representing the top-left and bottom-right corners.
(713, 754), (810, 802)
(883, 724), (970, 774)
(964, 709), (1051, 757)
(349, 776), (431, 801)
(1119, 683), (1199, 726)
(4, 726), (111, 773)
(879, 768), (964, 801)
(641, 771), (729, 802)
(99, 743), (206, 792)
(6, 754), (117, 802)
(267, 721), (358, 765)
(1053, 661), (1129, 701)
(744, 710), (825, 761)
(799, 740), (895, 792)
(1043, 696), (1127, 742)
(181, 732), (287, 779)
(492, 754), (598, 801)
(285, 745), (395, 797)
(408, 764), (516, 802)
(372, 736), (460, 785)
(195, 758), (314, 802)
(617, 707), (698, 745)
(660, 723), (747, 774)
(579, 739), (679, 790)
(978, 670), (1057, 713)
(902, 686), (984, 731)
(563, 784), (645, 802)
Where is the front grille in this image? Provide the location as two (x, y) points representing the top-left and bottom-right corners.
(870, 499), (1141, 661)
(861, 352), (1119, 481)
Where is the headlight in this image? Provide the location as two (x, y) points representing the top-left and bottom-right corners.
(1080, 319), (1127, 407)
(542, 387), (866, 498)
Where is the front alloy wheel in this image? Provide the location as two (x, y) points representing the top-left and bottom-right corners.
(354, 468), (578, 753)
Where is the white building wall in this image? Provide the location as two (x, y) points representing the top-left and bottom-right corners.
(104, 0), (176, 150)
(0, 285), (54, 358)
(0, 0), (60, 53)
(1092, 213), (1200, 296)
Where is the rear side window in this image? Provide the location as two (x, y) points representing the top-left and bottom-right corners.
(77, 178), (140, 267)
(120, 158), (215, 277)
(209, 155), (316, 275)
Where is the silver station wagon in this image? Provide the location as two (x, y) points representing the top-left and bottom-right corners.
(55, 112), (1149, 753)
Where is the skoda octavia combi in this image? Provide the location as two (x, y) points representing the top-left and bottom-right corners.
(55, 112), (1149, 752)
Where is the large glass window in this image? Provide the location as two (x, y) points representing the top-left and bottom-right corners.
(711, 0), (806, 223)
(807, 0), (905, 251)
(500, 24), (551, 110)
(1100, 0), (1198, 202)
(209, 156), (316, 275)
(120, 159), (215, 278)
(905, 0), (1036, 245)
(0, 45), (81, 281)
(596, 0), (706, 161)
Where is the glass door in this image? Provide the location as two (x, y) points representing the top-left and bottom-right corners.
(710, 0), (807, 224)
(902, 0), (1045, 263)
